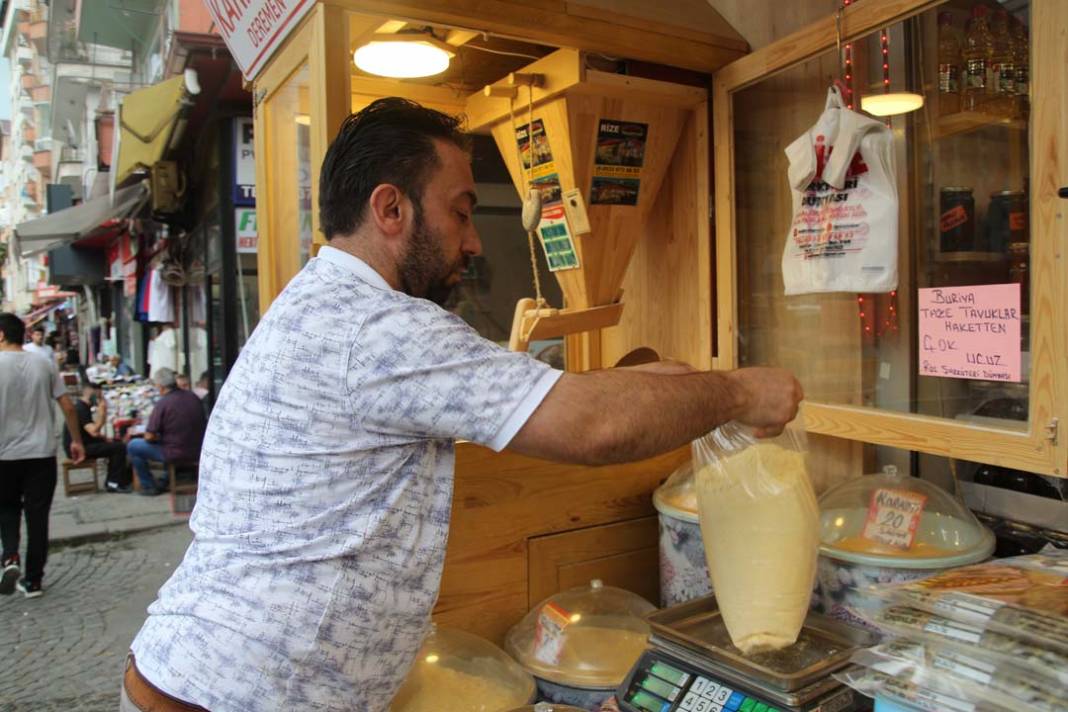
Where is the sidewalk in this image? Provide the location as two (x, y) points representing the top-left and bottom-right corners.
(49, 460), (186, 545)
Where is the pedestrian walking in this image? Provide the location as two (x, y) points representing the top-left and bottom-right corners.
(0, 312), (85, 598)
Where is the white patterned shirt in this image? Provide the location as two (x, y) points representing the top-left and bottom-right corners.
(131, 246), (561, 711)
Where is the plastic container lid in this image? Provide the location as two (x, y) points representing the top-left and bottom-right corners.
(391, 626), (535, 712)
(653, 461), (698, 522)
(818, 466), (995, 569)
(505, 580), (654, 689)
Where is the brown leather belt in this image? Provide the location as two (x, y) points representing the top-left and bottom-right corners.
(124, 654), (209, 712)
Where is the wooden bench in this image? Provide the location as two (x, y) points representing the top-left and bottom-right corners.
(168, 461), (199, 517)
(61, 457), (101, 496)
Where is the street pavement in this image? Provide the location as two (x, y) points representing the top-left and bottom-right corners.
(0, 525), (194, 711)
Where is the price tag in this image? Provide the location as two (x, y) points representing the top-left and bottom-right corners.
(533, 601), (573, 665)
(862, 488), (927, 550)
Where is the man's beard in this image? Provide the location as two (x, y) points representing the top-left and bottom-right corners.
(398, 205), (468, 306)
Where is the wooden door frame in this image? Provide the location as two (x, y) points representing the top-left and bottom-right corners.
(712, 0), (1068, 476)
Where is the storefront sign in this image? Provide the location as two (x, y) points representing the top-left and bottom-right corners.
(234, 117), (256, 206)
(236, 208), (258, 253)
(590, 119), (647, 206)
(918, 283), (1021, 382)
(203, 0), (316, 80)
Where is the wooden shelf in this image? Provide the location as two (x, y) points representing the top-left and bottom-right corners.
(935, 111), (1027, 140)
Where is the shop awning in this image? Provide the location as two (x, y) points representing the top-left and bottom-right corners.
(23, 297), (74, 327)
(15, 183), (149, 258)
(113, 72), (199, 187)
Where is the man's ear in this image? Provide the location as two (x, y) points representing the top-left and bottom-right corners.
(367, 184), (410, 238)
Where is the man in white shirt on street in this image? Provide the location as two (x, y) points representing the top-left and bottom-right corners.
(0, 313), (85, 599)
(124, 98), (803, 712)
(22, 325), (54, 365)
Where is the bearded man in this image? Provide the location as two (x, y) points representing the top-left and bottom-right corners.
(123, 98), (802, 711)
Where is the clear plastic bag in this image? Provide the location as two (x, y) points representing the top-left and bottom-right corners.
(872, 548), (1068, 655)
(851, 637), (1068, 712)
(691, 423), (819, 654)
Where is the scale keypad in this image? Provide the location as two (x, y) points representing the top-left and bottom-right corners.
(621, 652), (783, 712)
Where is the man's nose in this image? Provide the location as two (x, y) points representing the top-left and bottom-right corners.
(463, 228), (482, 257)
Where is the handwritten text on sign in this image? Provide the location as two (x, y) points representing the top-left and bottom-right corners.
(918, 284), (1021, 382)
(862, 488), (928, 550)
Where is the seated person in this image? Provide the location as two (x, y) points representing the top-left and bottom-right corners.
(109, 354), (134, 377)
(64, 383), (132, 493)
(127, 368), (207, 496)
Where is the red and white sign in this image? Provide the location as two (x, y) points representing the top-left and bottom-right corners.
(918, 284), (1022, 383)
(202, 0), (316, 80)
(862, 488), (927, 550)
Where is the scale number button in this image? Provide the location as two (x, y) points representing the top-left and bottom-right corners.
(690, 678), (709, 695)
(725, 691), (746, 711)
(691, 698), (713, 712)
(701, 682), (720, 699)
(712, 687), (732, 704)
(679, 692), (700, 711)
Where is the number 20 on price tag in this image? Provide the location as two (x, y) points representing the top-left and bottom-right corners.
(862, 488), (928, 550)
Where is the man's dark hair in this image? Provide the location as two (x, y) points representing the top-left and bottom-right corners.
(31, 325), (44, 334)
(318, 97), (470, 240)
(0, 313), (26, 345)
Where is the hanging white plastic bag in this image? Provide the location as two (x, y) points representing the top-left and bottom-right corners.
(782, 86), (898, 295)
(692, 423), (819, 654)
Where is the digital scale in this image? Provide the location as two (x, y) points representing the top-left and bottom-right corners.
(615, 596), (876, 712)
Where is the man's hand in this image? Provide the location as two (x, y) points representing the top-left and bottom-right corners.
(70, 441), (86, 464)
(727, 367), (804, 437)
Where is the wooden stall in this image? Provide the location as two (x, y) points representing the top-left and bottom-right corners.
(244, 0), (745, 642)
(238, 0), (1067, 647)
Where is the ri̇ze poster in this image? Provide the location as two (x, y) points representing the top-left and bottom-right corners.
(590, 119), (647, 206)
(516, 119), (562, 205)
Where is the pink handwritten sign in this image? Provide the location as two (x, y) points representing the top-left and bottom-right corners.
(918, 284), (1021, 382)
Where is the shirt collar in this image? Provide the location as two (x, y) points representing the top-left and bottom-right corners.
(315, 246), (393, 291)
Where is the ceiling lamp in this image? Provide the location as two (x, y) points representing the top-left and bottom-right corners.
(354, 33), (454, 79)
(861, 92), (925, 116)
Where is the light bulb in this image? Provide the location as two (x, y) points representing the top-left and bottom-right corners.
(354, 40), (451, 79)
(861, 92), (925, 117)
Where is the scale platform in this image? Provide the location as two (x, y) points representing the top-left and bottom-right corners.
(616, 595), (876, 712)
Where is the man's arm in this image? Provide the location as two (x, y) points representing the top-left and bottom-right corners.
(57, 395), (85, 463)
(508, 367), (802, 466)
(85, 398), (107, 438)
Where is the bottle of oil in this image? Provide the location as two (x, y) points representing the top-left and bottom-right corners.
(991, 9), (1015, 117)
(1011, 19), (1029, 119)
(963, 5), (994, 113)
(937, 12), (962, 115)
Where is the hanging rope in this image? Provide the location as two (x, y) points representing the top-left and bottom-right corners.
(509, 85), (547, 309)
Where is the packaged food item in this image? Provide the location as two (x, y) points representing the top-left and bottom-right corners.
(868, 605), (1068, 687)
(835, 665), (1013, 712)
(854, 637), (1068, 712)
(940, 187), (976, 252)
(875, 549), (1068, 655)
(692, 423), (819, 654)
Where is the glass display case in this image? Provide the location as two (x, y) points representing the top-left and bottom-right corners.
(714, 0), (1067, 477)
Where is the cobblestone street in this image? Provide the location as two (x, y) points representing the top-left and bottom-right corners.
(0, 525), (193, 712)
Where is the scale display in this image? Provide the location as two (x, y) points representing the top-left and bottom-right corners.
(619, 651), (788, 712)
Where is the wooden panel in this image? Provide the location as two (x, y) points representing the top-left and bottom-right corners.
(528, 517), (660, 607)
(309, 5), (358, 249)
(324, 0), (746, 75)
(602, 103), (713, 370)
(567, 0), (747, 51)
(434, 443), (687, 643)
(715, 0), (943, 91)
(709, 0), (837, 51)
